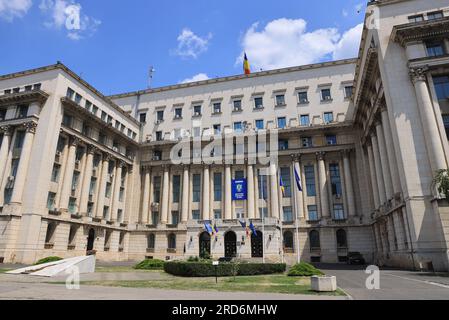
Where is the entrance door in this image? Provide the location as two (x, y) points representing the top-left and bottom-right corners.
(224, 231), (237, 258)
(87, 228), (95, 252)
(199, 232), (211, 258)
(251, 231), (263, 258)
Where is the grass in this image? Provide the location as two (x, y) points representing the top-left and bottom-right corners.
(0, 269), (11, 273)
(95, 266), (149, 273)
(81, 273), (345, 296)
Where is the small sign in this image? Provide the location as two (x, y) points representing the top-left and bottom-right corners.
(232, 179), (247, 200)
(212, 261), (219, 266)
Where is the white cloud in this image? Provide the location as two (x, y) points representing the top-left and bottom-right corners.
(173, 28), (212, 59)
(180, 73), (210, 84)
(39, 0), (101, 40)
(237, 18), (362, 71)
(0, 0), (32, 21)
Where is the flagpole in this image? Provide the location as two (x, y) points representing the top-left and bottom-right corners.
(261, 174), (266, 264)
(293, 163), (301, 264)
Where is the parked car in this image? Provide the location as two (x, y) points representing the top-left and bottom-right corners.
(347, 252), (366, 265)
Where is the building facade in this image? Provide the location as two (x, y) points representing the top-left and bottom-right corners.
(0, 0), (449, 271)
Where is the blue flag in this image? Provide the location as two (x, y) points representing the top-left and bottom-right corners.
(239, 219), (247, 229)
(294, 166), (303, 192)
(249, 221), (257, 236)
(204, 222), (213, 235)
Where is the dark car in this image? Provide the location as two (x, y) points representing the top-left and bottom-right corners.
(347, 252), (366, 265)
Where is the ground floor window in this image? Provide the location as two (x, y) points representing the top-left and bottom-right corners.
(283, 231), (294, 253)
(168, 233), (176, 251)
(45, 222), (57, 245)
(309, 230), (320, 251)
(147, 233), (155, 250)
(336, 229), (347, 249)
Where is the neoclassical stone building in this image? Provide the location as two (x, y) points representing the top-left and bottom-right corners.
(0, 0), (449, 271)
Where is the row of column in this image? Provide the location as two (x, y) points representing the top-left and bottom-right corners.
(139, 151), (357, 224)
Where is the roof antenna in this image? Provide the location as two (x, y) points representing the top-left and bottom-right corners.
(148, 66), (156, 89)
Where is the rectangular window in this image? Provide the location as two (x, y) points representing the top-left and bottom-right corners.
(51, 164), (61, 182)
(344, 86), (354, 98)
(408, 14), (424, 22)
(307, 205), (318, 221)
(0, 109), (6, 121)
(233, 122), (243, 132)
(427, 11), (443, 20)
(174, 108), (182, 119)
(85, 100), (92, 110)
(74, 93), (82, 104)
(103, 206), (109, 219)
(233, 100), (242, 111)
(139, 113), (147, 123)
(89, 178), (97, 196)
(192, 210), (200, 220)
(47, 192), (56, 210)
(300, 114), (310, 126)
(193, 105), (202, 116)
(277, 117), (287, 129)
(283, 206), (293, 222)
(330, 163), (342, 196)
(255, 119), (264, 130)
(326, 135), (337, 145)
(151, 212), (159, 225)
(433, 76), (449, 100)
(101, 111), (107, 122)
(68, 198), (77, 214)
(213, 102), (221, 114)
(298, 91), (309, 104)
(192, 174), (201, 203)
(279, 139), (289, 150)
(156, 131), (163, 141)
(259, 207), (269, 219)
(119, 187), (125, 202)
(280, 167), (292, 198)
(87, 203), (94, 217)
(333, 204), (345, 220)
(11, 159), (19, 178)
(258, 170), (268, 200)
(156, 110), (164, 121)
(275, 94), (286, 106)
(254, 97), (263, 109)
(324, 112), (334, 123)
(16, 105), (28, 118)
(304, 165), (316, 196)
(214, 209), (222, 220)
(171, 211), (179, 225)
(213, 172), (222, 201)
(213, 124), (221, 135)
(153, 176), (161, 203)
(321, 88), (332, 101)
(105, 182), (112, 198)
(66, 88), (75, 99)
(426, 41), (445, 57)
(172, 175), (181, 203)
(235, 170), (245, 180)
(443, 114), (449, 139)
(91, 105), (98, 116)
(117, 209), (123, 223)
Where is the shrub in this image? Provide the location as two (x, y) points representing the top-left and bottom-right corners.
(34, 256), (63, 265)
(164, 261), (286, 277)
(134, 259), (165, 270)
(287, 262), (324, 276)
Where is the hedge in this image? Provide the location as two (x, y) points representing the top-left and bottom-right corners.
(287, 262), (324, 276)
(164, 261), (286, 277)
(134, 259), (165, 270)
(34, 256), (63, 265)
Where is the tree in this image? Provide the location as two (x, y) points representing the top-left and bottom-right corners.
(434, 169), (449, 199)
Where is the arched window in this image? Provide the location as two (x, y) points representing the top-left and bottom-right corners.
(336, 229), (347, 249)
(283, 231), (294, 252)
(309, 230), (320, 251)
(147, 233), (155, 249)
(45, 222), (57, 244)
(168, 233), (176, 250)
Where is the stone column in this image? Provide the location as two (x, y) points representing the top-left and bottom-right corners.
(367, 143), (380, 209)
(342, 150), (356, 217)
(410, 67), (447, 171)
(202, 165), (210, 220)
(95, 153), (110, 218)
(381, 108), (402, 195)
(78, 145), (96, 216)
(111, 161), (124, 222)
(371, 133), (387, 205)
(292, 157), (305, 218)
(141, 167), (150, 224)
(181, 165), (190, 222)
(224, 164), (232, 220)
(247, 163), (255, 219)
(0, 126), (12, 189)
(58, 136), (80, 210)
(160, 165), (170, 224)
(317, 152), (330, 218)
(10, 122), (37, 204)
(375, 120), (393, 200)
(270, 162), (280, 219)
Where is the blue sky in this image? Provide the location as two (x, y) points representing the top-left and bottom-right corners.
(0, 0), (366, 95)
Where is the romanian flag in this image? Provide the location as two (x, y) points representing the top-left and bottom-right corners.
(280, 176), (286, 197)
(243, 53), (251, 75)
(213, 223), (219, 237)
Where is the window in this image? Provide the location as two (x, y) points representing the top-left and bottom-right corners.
(66, 88), (75, 99)
(192, 126), (201, 138)
(300, 114), (310, 126)
(172, 175), (181, 203)
(284, 231), (294, 251)
(283, 206), (293, 222)
(214, 209), (222, 219)
(147, 234), (155, 249)
(426, 41), (445, 57)
(14, 131), (25, 149)
(324, 112), (334, 123)
(139, 113), (147, 123)
(10, 159), (19, 178)
(87, 203), (94, 217)
(235, 170), (245, 180)
(333, 204), (345, 220)
(434, 76), (449, 100)
(91, 105), (98, 116)
(103, 206), (109, 219)
(259, 207), (268, 218)
(168, 234), (176, 250)
(16, 105), (28, 118)
(13, 87), (19, 93)
(321, 88), (332, 101)
(155, 131), (163, 141)
(68, 197), (77, 214)
(255, 119), (264, 130)
(117, 209), (123, 223)
(193, 105), (202, 116)
(68, 225), (77, 246)
(89, 178), (97, 196)
(408, 14), (424, 22)
(344, 86), (354, 99)
(298, 91), (308, 104)
(47, 192), (56, 210)
(443, 114), (449, 139)
(336, 229), (348, 249)
(156, 110), (164, 122)
(171, 211), (179, 225)
(326, 135), (337, 145)
(213, 102), (221, 114)
(174, 108), (182, 119)
(101, 111), (107, 122)
(107, 115), (112, 125)
(85, 100), (92, 111)
(153, 176), (161, 203)
(233, 122), (243, 132)
(307, 205), (318, 221)
(51, 164), (61, 182)
(309, 230), (320, 250)
(304, 165), (316, 196)
(25, 85), (32, 92)
(213, 124), (221, 135)
(254, 97), (263, 109)
(279, 139), (289, 150)
(213, 172), (222, 201)
(45, 222), (57, 244)
(258, 170), (268, 200)
(233, 100), (242, 111)
(277, 117), (287, 129)
(74, 93), (82, 104)
(192, 210), (200, 220)
(329, 163), (342, 196)
(427, 11), (443, 20)
(275, 94), (285, 106)
(105, 182), (112, 198)
(280, 167), (292, 198)
(0, 108), (6, 121)
(192, 174), (201, 202)
(301, 137), (312, 148)
(151, 212), (159, 225)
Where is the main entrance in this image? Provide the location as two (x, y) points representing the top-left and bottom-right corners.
(87, 228), (95, 252)
(224, 231), (237, 258)
(199, 232), (211, 258)
(251, 231), (263, 258)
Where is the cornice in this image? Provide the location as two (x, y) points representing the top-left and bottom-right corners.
(391, 17), (449, 47)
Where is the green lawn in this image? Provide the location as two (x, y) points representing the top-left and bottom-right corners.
(95, 266), (156, 273)
(82, 272), (345, 296)
(0, 269), (11, 273)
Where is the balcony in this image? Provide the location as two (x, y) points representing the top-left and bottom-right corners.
(0, 89), (49, 108)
